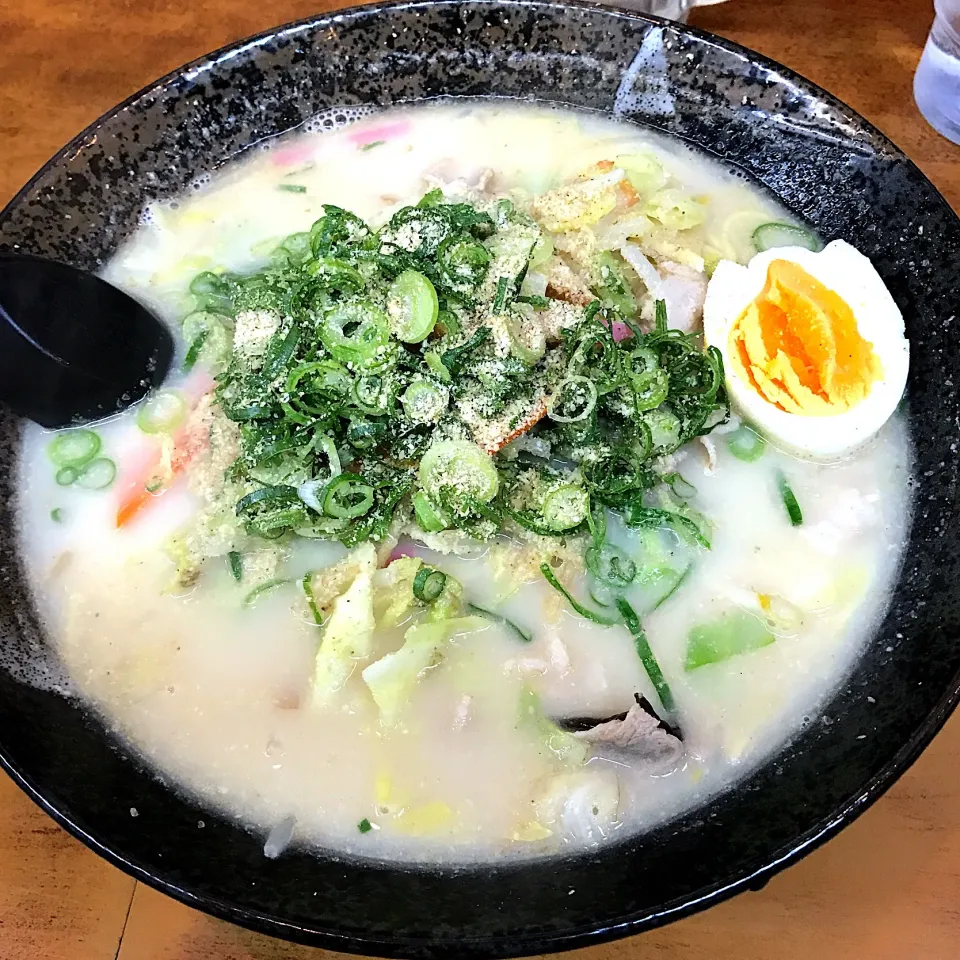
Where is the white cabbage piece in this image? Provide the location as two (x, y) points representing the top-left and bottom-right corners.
(519, 686), (590, 766)
(372, 556), (423, 627)
(310, 543), (378, 703)
(362, 616), (488, 726)
(532, 170), (624, 233)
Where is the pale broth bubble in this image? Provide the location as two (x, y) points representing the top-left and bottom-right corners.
(300, 103), (377, 135)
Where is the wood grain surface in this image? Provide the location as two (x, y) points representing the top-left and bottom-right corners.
(1, 0), (958, 957)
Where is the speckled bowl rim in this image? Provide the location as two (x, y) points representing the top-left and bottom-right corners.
(1, 2), (958, 957)
(1, 0), (932, 226)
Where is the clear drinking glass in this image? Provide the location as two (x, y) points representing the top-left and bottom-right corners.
(914, 0), (960, 144)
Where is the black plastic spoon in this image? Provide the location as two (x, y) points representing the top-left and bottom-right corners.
(0, 253), (174, 428)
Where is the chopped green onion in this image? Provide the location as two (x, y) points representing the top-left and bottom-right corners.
(302, 573), (323, 624)
(361, 140), (385, 152)
(50, 508), (64, 523)
(182, 327), (208, 371)
(419, 440), (499, 505)
(492, 276), (510, 314)
(582, 451), (650, 503)
(615, 597), (674, 713)
(643, 408), (682, 452)
(137, 389), (188, 435)
(236, 485), (300, 516)
(752, 222), (822, 253)
(182, 311), (230, 372)
(516, 294), (550, 309)
(413, 566), (447, 603)
(632, 368), (669, 412)
(661, 472), (696, 500)
(435, 309), (462, 339)
(322, 474), (374, 520)
(279, 232), (311, 263)
(315, 434), (342, 477)
(262, 323), (302, 379)
(547, 376), (598, 423)
(358, 817), (373, 833)
(288, 360), (353, 406)
(439, 326), (491, 378)
(277, 184), (307, 193)
(622, 504), (711, 549)
(585, 542), (637, 588)
(542, 485), (589, 531)
(654, 298), (668, 333)
(727, 425), (767, 462)
(626, 346), (659, 378)
(503, 505), (565, 537)
(295, 519), (348, 539)
(55, 466), (78, 487)
(437, 235), (491, 291)
(47, 429), (100, 468)
(227, 551), (243, 582)
(777, 470), (803, 526)
(685, 610), (776, 670)
(650, 563), (693, 611)
(319, 300), (390, 368)
(351, 373), (388, 415)
(412, 491), (449, 533)
(466, 603), (532, 643)
(594, 250), (637, 316)
(504, 310), (546, 364)
(387, 270), (439, 343)
(346, 418), (385, 451)
(586, 503), (607, 548)
(309, 256), (367, 295)
(76, 457), (117, 490)
(588, 580), (616, 608)
(401, 379), (448, 424)
(189, 271), (233, 315)
(540, 562), (619, 625)
(246, 509), (309, 538)
(425, 350), (452, 383)
(309, 206), (370, 259)
(243, 578), (290, 607)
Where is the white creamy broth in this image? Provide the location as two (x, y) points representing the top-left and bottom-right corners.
(15, 102), (911, 862)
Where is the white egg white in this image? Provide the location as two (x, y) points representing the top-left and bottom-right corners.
(703, 239), (909, 459)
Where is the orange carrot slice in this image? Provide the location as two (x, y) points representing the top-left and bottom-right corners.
(115, 393), (212, 528)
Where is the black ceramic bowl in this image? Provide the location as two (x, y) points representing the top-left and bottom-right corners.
(1, 2), (959, 956)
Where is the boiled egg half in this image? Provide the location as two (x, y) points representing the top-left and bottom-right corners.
(703, 239), (909, 459)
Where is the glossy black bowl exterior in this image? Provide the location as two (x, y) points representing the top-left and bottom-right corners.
(0, 2), (958, 956)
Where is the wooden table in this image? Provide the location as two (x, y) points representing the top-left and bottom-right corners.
(0, 0), (957, 956)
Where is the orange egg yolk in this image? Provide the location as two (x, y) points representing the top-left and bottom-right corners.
(728, 259), (882, 415)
